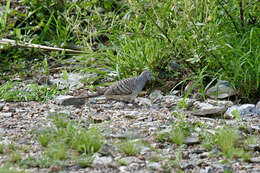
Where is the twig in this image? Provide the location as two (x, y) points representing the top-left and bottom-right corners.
(0, 38), (87, 54)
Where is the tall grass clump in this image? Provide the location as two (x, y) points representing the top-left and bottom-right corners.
(123, 0), (260, 100)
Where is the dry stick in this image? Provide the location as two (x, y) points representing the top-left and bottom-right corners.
(0, 38), (87, 54)
(217, 0), (240, 33)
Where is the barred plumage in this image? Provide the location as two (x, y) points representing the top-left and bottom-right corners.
(104, 71), (154, 101)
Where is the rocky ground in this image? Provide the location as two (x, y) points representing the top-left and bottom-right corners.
(0, 84), (260, 173)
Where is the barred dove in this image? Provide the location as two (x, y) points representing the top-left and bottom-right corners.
(104, 70), (155, 102)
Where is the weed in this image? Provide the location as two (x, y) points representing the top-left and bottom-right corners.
(119, 140), (141, 156)
(0, 164), (21, 173)
(0, 143), (4, 154)
(9, 152), (22, 163)
(37, 133), (52, 147)
(170, 121), (192, 145)
(75, 155), (93, 168)
(8, 142), (17, 151)
(18, 156), (53, 168)
(72, 128), (102, 154)
(49, 113), (70, 129)
(0, 81), (66, 102)
(214, 126), (252, 160)
(45, 143), (68, 160)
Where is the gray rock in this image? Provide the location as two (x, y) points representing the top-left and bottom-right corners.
(206, 80), (236, 99)
(249, 157), (260, 163)
(147, 162), (161, 170)
(224, 104), (257, 118)
(248, 144), (260, 151)
(54, 95), (85, 107)
(92, 155), (113, 165)
(137, 97), (152, 107)
(149, 90), (163, 100)
(256, 100), (260, 111)
(0, 102), (5, 111)
(200, 166), (213, 173)
(184, 135), (200, 144)
(191, 102), (227, 116)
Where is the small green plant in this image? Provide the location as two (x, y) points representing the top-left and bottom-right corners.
(18, 156), (53, 168)
(45, 143), (68, 160)
(0, 81), (66, 102)
(0, 164), (21, 173)
(119, 140), (141, 156)
(75, 155), (93, 168)
(9, 152), (22, 163)
(117, 158), (127, 166)
(156, 121), (193, 145)
(8, 142), (17, 151)
(37, 133), (52, 147)
(0, 143), (4, 154)
(72, 128), (102, 154)
(214, 126), (251, 160)
(170, 121), (192, 145)
(49, 113), (70, 129)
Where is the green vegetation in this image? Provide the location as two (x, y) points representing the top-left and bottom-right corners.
(0, 143), (4, 154)
(202, 126), (254, 161)
(0, 164), (23, 173)
(156, 121), (193, 145)
(119, 140), (141, 156)
(0, 81), (66, 102)
(37, 113), (103, 156)
(0, 113), (102, 169)
(214, 127), (251, 160)
(0, 0), (259, 101)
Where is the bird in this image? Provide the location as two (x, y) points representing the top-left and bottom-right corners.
(104, 70), (155, 102)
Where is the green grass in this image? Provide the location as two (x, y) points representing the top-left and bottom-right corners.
(0, 164), (23, 173)
(156, 121), (193, 145)
(0, 81), (66, 102)
(202, 126), (253, 161)
(119, 140), (141, 156)
(0, 143), (4, 154)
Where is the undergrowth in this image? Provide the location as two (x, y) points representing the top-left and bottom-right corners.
(0, 0), (259, 101)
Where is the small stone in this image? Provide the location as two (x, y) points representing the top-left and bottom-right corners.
(137, 97), (152, 107)
(0, 102), (5, 111)
(92, 156), (113, 165)
(206, 80), (236, 99)
(54, 95), (85, 107)
(224, 104), (256, 118)
(200, 166), (213, 173)
(149, 90), (163, 100)
(50, 165), (62, 172)
(0, 112), (12, 117)
(248, 144), (260, 151)
(191, 106), (227, 116)
(147, 162), (161, 170)
(256, 100), (260, 111)
(184, 135), (200, 145)
(249, 157), (260, 163)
